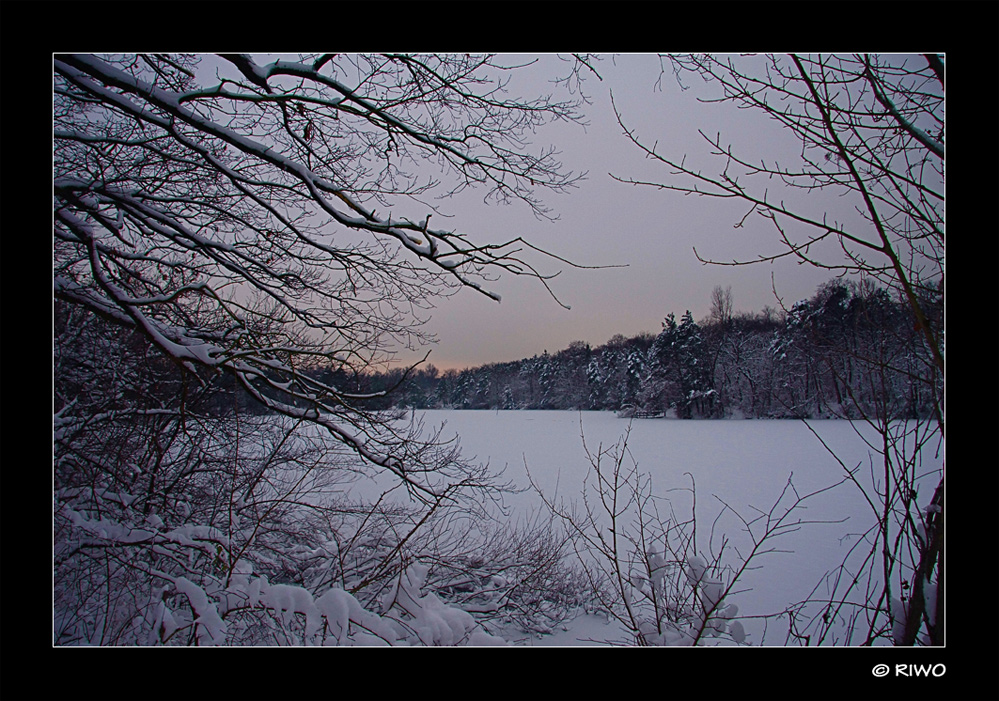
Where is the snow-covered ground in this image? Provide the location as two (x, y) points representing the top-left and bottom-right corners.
(407, 410), (944, 646)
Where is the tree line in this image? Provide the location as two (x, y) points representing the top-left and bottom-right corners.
(354, 279), (942, 421)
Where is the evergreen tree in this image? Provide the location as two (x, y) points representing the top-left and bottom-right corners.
(642, 311), (713, 418)
(585, 354), (607, 409)
(672, 311), (714, 417)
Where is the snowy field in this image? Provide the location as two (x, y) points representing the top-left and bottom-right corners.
(404, 410), (944, 646)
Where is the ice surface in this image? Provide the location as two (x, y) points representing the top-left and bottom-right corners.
(395, 410), (944, 646)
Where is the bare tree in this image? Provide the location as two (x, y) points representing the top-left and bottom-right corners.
(54, 53), (590, 496)
(709, 284), (733, 327)
(612, 54), (944, 645)
(53, 53), (590, 645)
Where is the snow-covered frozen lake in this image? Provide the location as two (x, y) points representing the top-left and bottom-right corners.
(409, 410), (945, 646)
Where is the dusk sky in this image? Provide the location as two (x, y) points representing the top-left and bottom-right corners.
(400, 54), (862, 371)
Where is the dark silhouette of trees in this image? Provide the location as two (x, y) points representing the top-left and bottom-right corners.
(367, 279), (931, 427)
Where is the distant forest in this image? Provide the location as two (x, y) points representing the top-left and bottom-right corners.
(297, 278), (940, 421)
(194, 277), (945, 422)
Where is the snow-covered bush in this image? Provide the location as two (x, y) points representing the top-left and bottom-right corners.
(529, 420), (839, 646)
(54, 386), (583, 645)
(53, 315), (584, 645)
